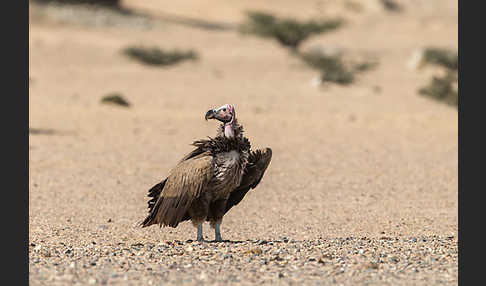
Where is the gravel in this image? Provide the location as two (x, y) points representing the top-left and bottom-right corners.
(29, 236), (457, 285)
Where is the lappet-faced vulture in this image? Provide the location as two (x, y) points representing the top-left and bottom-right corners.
(141, 104), (272, 242)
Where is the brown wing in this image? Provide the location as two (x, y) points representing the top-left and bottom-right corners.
(141, 152), (214, 228)
(178, 145), (206, 162)
(224, 148), (272, 214)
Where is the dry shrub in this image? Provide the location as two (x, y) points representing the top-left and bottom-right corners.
(123, 47), (198, 67)
(240, 11), (343, 50)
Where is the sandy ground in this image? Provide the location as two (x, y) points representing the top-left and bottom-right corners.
(29, 0), (457, 285)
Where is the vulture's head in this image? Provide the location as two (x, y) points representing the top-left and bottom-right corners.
(205, 104), (236, 123)
(205, 104), (238, 138)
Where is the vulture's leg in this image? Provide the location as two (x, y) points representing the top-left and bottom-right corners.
(197, 224), (204, 242)
(214, 223), (223, 242)
(209, 199), (227, 242)
(189, 195), (210, 242)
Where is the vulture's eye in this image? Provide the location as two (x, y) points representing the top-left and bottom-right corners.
(222, 108), (227, 112)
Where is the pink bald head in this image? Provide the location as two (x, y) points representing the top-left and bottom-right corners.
(205, 104), (236, 123)
(205, 104), (238, 138)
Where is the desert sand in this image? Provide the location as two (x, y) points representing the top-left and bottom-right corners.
(29, 0), (457, 285)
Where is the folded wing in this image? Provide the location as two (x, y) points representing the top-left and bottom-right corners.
(141, 152), (214, 228)
(224, 148), (272, 213)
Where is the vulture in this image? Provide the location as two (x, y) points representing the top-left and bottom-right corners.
(140, 104), (272, 242)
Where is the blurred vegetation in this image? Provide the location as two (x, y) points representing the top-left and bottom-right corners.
(417, 47), (458, 107)
(29, 128), (57, 135)
(123, 46), (198, 66)
(419, 72), (458, 107)
(301, 52), (354, 85)
(32, 0), (120, 7)
(300, 51), (378, 85)
(380, 0), (403, 12)
(422, 48), (458, 71)
(239, 10), (377, 87)
(101, 93), (131, 107)
(31, 0), (151, 28)
(240, 11), (343, 50)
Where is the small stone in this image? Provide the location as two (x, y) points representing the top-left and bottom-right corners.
(251, 248), (263, 255)
(407, 49), (425, 70)
(310, 76), (322, 87)
(363, 262), (379, 270)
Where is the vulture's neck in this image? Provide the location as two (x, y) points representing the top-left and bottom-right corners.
(193, 120), (250, 155)
(219, 119), (243, 139)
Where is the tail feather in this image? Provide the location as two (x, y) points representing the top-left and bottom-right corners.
(140, 179), (167, 227)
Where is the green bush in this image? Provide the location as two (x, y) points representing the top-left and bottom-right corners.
(422, 48), (458, 71)
(380, 0), (403, 12)
(418, 72), (458, 107)
(101, 93), (130, 107)
(123, 47), (198, 66)
(241, 11), (343, 50)
(300, 51), (377, 85)
(241, 12), (277, 37)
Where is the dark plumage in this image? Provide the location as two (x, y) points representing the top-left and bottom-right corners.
(141, 104), (272, 241)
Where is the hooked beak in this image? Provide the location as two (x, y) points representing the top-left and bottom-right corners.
(205, 109), (216, 121)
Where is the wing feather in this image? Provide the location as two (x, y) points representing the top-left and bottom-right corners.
(141, 152), (214, 228)
(224, 148), (272, 213)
